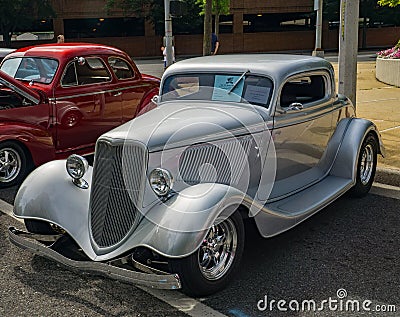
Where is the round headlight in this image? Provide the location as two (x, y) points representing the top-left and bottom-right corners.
(66, 154), (88, 179)
(149, 168), (173, 196)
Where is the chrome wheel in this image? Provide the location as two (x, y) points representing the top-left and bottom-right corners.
(0, 147), (22, 183)
(198, 218), (237, 281)
(359, 143), (374, 185)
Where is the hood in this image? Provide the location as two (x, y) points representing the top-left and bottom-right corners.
(101, 101), (267, 152)
(0, 70), (41, 104)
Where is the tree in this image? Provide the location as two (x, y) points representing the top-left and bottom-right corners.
(378, 0), (400, 6)
(197, 0), (230, 36)
(202, 0), (212, 55)
(0, 0), (55, 47)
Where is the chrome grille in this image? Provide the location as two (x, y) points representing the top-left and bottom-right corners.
(179, 136), (253, 186)
(90, 140), (147, 248)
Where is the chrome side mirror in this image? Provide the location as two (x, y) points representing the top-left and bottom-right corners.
(77, 57), (86, 66)
(151, 95), (160, 105)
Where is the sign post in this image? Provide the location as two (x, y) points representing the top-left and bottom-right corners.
(312, 0), (324, 57)
(338, 0), (360, 107)
(164, 0), (173, 68)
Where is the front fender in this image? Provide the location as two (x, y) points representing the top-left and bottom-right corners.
(13, 160), (96, 259)
(14, 167), (246, 259)
(330, 118), (385, 181)
(128, 183), (246, 258)
(0, 122), (56, 166)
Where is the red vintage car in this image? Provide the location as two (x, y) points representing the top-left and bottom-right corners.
(0, 43), (159, 187)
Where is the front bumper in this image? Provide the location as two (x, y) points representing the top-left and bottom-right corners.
(8, 227), (181, 290)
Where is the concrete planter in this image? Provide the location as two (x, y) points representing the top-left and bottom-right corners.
(376, 57), (400, 87)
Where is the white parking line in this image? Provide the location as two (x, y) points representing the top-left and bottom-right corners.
(371, 182), (400, 200)
(358, 97), (398, 103)
(380, 125), (400, 133)
(0, 199), (22, 223)
(137, 286), (228, 317)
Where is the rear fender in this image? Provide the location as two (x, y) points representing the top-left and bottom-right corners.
(330, 118), (384, 181)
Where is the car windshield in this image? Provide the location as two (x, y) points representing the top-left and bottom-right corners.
(1, 57), (59, 84)
(161, 73), (274, 108)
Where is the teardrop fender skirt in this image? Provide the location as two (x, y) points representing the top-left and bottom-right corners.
(8, 227), (181, 290)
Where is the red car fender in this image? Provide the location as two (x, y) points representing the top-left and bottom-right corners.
(136, 87), (159, 116)
(0, 123), (56, 167)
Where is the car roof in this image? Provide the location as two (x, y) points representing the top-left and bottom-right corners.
(162, 54), (334, 84)
(6, 43), (130, 61)
(0, 48), (16, 58)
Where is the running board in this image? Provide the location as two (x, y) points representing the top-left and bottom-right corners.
(266, 175), (354, 219)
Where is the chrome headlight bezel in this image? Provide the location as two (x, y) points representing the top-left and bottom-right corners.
(149, 168), (174, 196)
(66, 154), (89, 189)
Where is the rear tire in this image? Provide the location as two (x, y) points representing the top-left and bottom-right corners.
(349, 134), (377, 197)
(169, 210), (244, 297)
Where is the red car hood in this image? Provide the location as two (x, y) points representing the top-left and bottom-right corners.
(0, 70), (41, 104)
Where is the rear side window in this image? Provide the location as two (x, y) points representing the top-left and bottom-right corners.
(280, 74), (328, 107)
(61, 57), (111, 87)
(108, 57), (135, 80)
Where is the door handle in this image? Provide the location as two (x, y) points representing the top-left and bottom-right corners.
(113, 91), (122, 97)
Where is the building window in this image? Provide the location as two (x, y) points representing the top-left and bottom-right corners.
(244, 13), (315, 33)
(64, 18), (145, 38)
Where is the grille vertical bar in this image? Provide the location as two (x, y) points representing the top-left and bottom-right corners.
(90, 140), (147, 248)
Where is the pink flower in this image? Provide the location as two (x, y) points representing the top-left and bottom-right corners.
(377, 46), (400, 59)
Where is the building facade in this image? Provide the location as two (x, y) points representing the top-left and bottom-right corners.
(6, 0), (400, 57)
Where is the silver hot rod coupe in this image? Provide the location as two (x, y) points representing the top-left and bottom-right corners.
(9, 54), (384, 297)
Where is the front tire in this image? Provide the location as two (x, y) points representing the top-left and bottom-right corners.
(0, 141), (32, 188)
(349, 134), (378, 197)
(169, 210), (244, 297)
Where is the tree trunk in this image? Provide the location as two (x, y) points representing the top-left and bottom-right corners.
(2, 31), (12, 47)
(203, 0), (212, 56)
(214, 14), (220, 36)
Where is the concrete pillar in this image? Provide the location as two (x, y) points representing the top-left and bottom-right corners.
(338, 0), (360, 107)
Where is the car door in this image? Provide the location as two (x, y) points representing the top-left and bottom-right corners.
(108, 56), (150, 122)
(270, 71), (334, 199)
(54, 56), (122, 153)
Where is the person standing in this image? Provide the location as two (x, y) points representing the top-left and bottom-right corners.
(161, 45), (175, 70)
(211, 33), (219, 55)
(57, 34), (65, 43)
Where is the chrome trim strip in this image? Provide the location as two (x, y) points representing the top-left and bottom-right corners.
(49, 84), (151, 102)
(8, 227), (181, 290)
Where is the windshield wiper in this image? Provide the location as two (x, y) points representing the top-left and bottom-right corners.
(228, 70), (250, 94)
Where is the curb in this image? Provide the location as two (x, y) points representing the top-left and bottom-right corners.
(375, 167), (400, 187)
